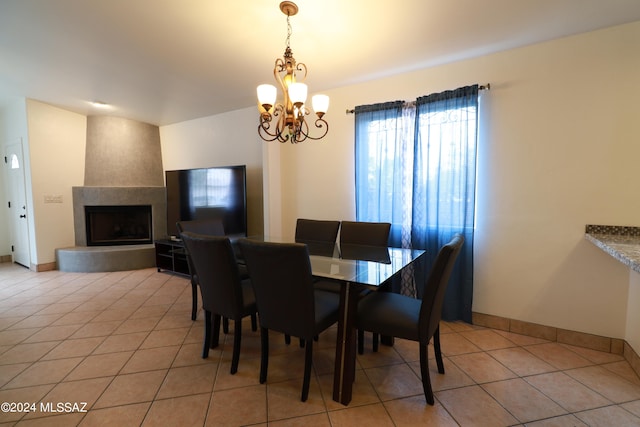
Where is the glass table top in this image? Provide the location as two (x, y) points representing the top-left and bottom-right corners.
(238, 235), (425, 287)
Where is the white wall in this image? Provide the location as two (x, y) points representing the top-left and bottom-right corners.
(156, 22), (639, 339)
(25, 100), (86, 267)
(269, 21), (640, 339)
(628, 270), (640, 351)
(159, 108), (265, 236)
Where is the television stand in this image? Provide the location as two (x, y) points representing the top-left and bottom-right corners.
(154, 239), (189, 276)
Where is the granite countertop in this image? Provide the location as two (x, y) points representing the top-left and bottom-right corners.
(585, 225), (640, 274)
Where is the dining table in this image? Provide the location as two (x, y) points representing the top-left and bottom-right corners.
(237, 235), (426, 405)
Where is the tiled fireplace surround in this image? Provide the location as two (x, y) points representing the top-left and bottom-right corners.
(56, 116), (167, 273)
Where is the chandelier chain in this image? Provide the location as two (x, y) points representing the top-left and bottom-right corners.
(286, 14), (292, 49)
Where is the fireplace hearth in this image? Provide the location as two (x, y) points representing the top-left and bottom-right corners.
(85, 205), (152, 246)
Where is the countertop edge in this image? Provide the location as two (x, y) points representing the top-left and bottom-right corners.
(585, 226), (640, 274)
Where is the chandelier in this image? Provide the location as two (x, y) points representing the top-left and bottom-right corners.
(257, 1), (329, 143)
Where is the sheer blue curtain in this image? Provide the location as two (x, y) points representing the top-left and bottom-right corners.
(355, 85), (478, 322)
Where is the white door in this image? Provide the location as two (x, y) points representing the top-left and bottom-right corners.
(4, 141), (30, 267)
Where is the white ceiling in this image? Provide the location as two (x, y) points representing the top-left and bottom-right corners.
(1, 0), (640, 126)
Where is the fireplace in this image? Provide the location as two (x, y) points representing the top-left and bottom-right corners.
(85, 205), (152, 246)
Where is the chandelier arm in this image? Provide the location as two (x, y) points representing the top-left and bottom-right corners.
(297, 118), (329, 141)
(258, 104), (291, 143)
(296, 62), (307, 80)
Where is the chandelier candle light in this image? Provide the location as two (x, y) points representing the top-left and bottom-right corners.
(257, 1), (329, 143)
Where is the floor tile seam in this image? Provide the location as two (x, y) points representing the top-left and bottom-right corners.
(514, 343), (593, 372)
(0, 320), (31, 332)
(265, 408), (327, 425)
(89, 332), (152, 357)
(0, 369), (83, 392)
(447, 348), (520, 384)
(520, 371), (617, 415)
(0, 364), (34, 390)
(147, 390), (214, 407)
(359, 360), (420, 405)
(478, 379), (581, 424)
(0, 327), (45, 346)
(562, 366), (640, 404)
(35, 336), (109, 361)
(564, 363), (640, 386)
(33, 376), (117, 420)
(571, 401), (640, 420)
(59, 347), (143, 385)
(432, 383), (521, 426)
(606, 403), (640, 421)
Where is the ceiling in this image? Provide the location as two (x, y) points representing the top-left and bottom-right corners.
(1, 0), (640, 126)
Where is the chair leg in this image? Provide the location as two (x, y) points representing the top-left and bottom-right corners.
(433, 326), (445, 374)
(372, 333), (379, 352)
(357, 329), (364, 355)
(191, 281), (198, 321)
(251, 313), (257, 331)
(202, 310), (211, 359)
(259, 327), (269, 384)
(284, 334), (291, 345)
(223, 317), (229, 334)
(299, 338), (305, 348)
(211, 314), (221, 348)
(301, 339), (313, 402)
(230, 319), (242, 374)
(420, 344), (435, 405)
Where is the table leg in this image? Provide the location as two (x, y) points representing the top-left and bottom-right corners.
(333, 281), (358, 405)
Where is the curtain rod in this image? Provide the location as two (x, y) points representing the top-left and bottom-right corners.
(345, 83), (490, 114)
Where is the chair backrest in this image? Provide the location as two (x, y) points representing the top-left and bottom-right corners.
(419, 233), (465, 343)
(295, 219), (340, 244)
(238, 239), (316, 339)
(177, 219), (226, 278)
(340, 221), (391, 247)
(180, 232), (245, 319)
(176, 219), (225, 236)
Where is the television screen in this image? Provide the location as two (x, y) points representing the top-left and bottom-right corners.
(165, 165), (247, 238)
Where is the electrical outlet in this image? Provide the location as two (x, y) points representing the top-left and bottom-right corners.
(44, 195), (63, 203)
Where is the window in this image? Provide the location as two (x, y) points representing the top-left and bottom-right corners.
(354, 85), (479, 321)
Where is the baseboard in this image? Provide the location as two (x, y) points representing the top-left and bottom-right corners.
(34, 262), (56, 272)
(472, 312), (639, 378)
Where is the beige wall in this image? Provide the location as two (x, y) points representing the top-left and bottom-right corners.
(26, 100), (86, 267)
(159, 21), (639, 340)
(263, 21), (639, 339)
(159, 108), (265, 237)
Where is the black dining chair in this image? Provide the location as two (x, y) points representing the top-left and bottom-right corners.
(295, 218), (341, 258)
(355, 233), (464, 405)
(238, 238), (341, 402)
(314, 221), (391, 294)
(176, 219), (226, 321)
(339, 221), (391, 247)
(180, 232), (258, 374)
(295, 218), (341, 244)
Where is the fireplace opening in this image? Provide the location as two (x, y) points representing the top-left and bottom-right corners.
(85, 205), (152, 246)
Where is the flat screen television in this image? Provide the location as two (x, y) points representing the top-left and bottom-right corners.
(165, 165), (247, 238)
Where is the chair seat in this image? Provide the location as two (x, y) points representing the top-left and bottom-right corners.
(356, 292), (421, 342)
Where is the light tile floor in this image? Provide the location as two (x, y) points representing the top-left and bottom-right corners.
(1, 263), (640, 426)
